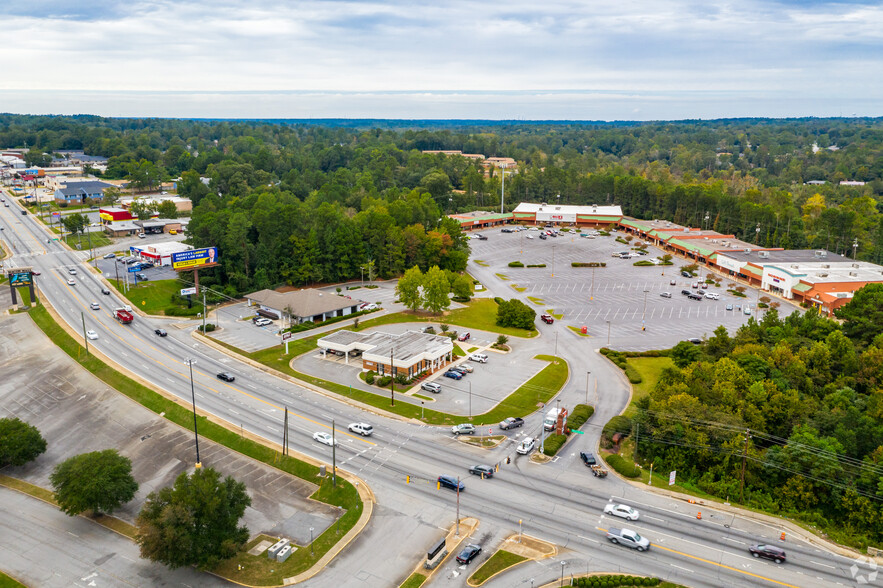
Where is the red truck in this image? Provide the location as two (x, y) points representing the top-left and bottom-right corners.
(114, 308), (134, 324)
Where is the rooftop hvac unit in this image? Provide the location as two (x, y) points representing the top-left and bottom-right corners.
(817, 250), (827, 258)
(760, 251), (770, 258)
(822, 264), (830, 268)
(849, 272), (858, 277)
(836, 293), (849, 298)
(852, 263), (859, 268)
(744, 249), (752, 253)
(818, 273), (828, 277)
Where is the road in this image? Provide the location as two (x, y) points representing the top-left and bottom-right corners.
(0, 199), (872, 588)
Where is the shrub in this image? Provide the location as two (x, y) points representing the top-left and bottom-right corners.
(198, 323), (216, 332)
(542, 433), (568, 456)
(377, 375), (392, 387)
(365, 371), (376, 385)
(451, 296), (470, 303)
(572, 262), (606, 267)
(624, 364), (642, 384)
(394, 374), (409, 385)
(440, 324), (450, 332)
(165, 305), (203, 317)
(526, 264), (546, 268)
(508, 261), (525, 267)
(605, 454), (642, 478)
(602, 415), (632, 446)
(633, 260), (655, 266)
(566, 404), (595, 430)
(496, 298), (536, 330)
(496, 335), (509, 346)
(493, 297), (504, 305)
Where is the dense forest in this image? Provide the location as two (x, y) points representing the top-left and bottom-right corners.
(620, 285), (883, 547)
(2, 114), (883, 290)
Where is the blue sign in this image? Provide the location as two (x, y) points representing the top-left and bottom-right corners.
(171, 247), (218, 270)
(128, 265), (140, 273)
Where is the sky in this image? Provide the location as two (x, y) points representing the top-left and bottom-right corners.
(1, 0), (881, 120)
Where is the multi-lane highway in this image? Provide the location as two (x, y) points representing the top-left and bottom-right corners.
(0, 196), (872, 588)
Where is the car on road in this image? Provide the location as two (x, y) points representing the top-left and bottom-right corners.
(85, 330), (98, 340)
(726, 304), (734, 311)
(580, 452), (597, 466)
(516, 437), (536, 454)
(660, 292), (672, 298)
(438, 475), (465, 491)
(313, 432), (338, 446)
(68, 268), (77, 275)
(103, 253), (116, 259)
(456, 543), (482, 564)
(476, 234), (487, 240)
(468, 465), (494, 478)
(67, 278), (76, 286)
(606, 528), (650, 551)
(457, 332), (471, 341)
(499, 417), (524, 430)
(470, 353), (488, 363)
(444, 370), (463, 380)
(540, 314), (554, 324)
(348, 422), (373, 436)
(155, 329), (168, 337)
(604, 503), (640, 521)
(216, 372), (235, 382)
(749, 544), (786, 564)
(451, 423), (476, 436)
(89, 302), (100, 310)
(101, 287), (110, 295)
(421, 382), (442, 394)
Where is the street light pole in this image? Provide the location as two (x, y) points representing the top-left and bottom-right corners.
(185, 359), (201, 468)
(606, 320), (611, 346)
(551, 244), (555, 277)
(585, 371), (590, 405)
(591, 266), (595, 301)
(642, 289), (649, 331)
(560, 560), (566, 587)
(853, 238), (859, 260)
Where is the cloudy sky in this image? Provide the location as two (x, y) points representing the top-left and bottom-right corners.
(1, 0), (880, 120)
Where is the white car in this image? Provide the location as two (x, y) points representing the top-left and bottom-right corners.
(348, 422), (373, 436)
(470, 353), (488, 363)
(67, 278), (76, 286)
(705, 292), (720, 300)
(85, 330), (98, 340)
(516, 437), (536, 455)
(604, 503), (640, 521)
(359, 303), (379, 311)
(90, 302), (100, 310)
(68, 268), (77, 275)
(456, 363), (474, 373)
(312, 432), (338, 446)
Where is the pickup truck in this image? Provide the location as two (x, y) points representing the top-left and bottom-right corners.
(114, 308), (134, 324)
(605, 527), (650, 551)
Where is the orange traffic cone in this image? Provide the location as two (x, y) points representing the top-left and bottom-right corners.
(696, 511), (702, 520)
(780, 532), (786, 542)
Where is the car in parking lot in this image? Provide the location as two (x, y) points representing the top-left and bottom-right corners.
(687, 293), (703, 300)
(348, 422), (373, 436)
(499, 417), (524, 430)
(438, 475), (465, 491)
(85, 330), (98, 340)
(90, 302), (100, 310)
(670, 279), (677, 285)
(516, 437), (536, 454)
(470, 353), (488, 363)
(216, 372), (235, 382)
(155, 328), (168, 337)
(359, 302), (379, 311)
(313, 432), (338, 446)
(681, 289), (691, 296)
(681, 271), (692, 278)
(744, 306), (752, 315)
(456, 543), (482, 564)
(421, 382), (442, 393)
(726, 304), (733, 311)
(457, 332), (471, 341)
(700, 283), (709, 289)
(749, 544), (786, 564)
(705, 292), (719, 300)
(476, 234), (487, 240)
(468, 465), (494, 478)
(540, 314), (554, 324)
(580, 452), (597, 466)
(103, 253), (116, 259)
(254, 318), (273, 326)
(135, 273), (148, 281)
(539, 233), (547, 240)
(451, 423), (475, 436)
(444, 370), (463, 380)
(659, 292), (672, 298)
(691, 282), (699, 288)
(604, 503), (640, 521)
(455, 363), (473, 373)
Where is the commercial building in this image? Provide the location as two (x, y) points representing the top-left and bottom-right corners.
(245, 288), (362, 324)
(135, 219), (184, 234)
(129, 242), (194, 266)
(316, 329), (454, 377)
(513, 202), (623, 227)
(448, 211), (513, 230)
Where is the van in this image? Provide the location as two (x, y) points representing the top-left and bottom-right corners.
(544, 407), (568, 431)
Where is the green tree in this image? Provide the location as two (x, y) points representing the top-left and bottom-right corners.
(422, 265), (451, 314)
(496, 298), (536, 330)
(61, 212), (88, 235)
(137, 467), (251, 570)
(128, 199), (156, 220)
(0, 417), (47, 467)
(101, 186), (122, 206)
(836, 283), (883, 347)
(671, 340), (701, 368)
(156, 199), (178, 219)
(50, 449), (138, 516)
(126, 159), (160, 192)
(396, 265), (424, 311)
(451, 274), (472, 300)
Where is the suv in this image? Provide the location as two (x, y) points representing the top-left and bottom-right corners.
(348, 422), (373, 436)
(421, 382), (442, 394)
(516, 437), (536, 454)
(580, 452), (597, 466)
(438, 475), (465, 491)
(451, 423), (475, 436)
(681, 289), (691, 296)
(499, 417), (524, 430)
(749, 544), (786, 564)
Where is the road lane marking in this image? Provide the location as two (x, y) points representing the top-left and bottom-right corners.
(810, 561), (836, 570)
(670, 564), (693, 573)
(652, 543), (800, 588)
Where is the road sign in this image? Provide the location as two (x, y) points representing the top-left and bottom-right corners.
(180, 287), (197, 296)
(281, 332), (294, 342)
(571, 429), (584, 435)
(669, 470), (677, 486)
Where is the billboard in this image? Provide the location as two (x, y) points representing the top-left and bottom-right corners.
(171, 247), (218, 271)
(10, 272), (33, 286)
(180, 287), (197, 296)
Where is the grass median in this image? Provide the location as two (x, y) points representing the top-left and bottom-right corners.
(0, 571), (27, 588)
(468, 549), (527, 586)
(27, 303), (363, 586)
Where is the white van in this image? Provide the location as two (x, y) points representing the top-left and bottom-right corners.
(470, 353), (488, 363)
(543, 407), (566, 431)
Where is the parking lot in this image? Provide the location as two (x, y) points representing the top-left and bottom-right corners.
(467, 227), (801, 350)
(292, 322), (548, 417)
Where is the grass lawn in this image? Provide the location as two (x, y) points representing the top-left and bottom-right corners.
(442, 299), (537, 339)
(526, 296), (544, 305)
(108, 278), (203, 316)
(511, 285), (526, 292)
(546, 309), (563, 319)
(399, 572), (428, 588)
(623, 356), (672, 416)
(468, 549), (527, 585)
(0, 571), (26, 588)
(28, 304), (363, 586)
(64, 231), (112, 250)
(566, 325), (589, 337)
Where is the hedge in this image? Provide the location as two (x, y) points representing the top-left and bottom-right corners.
(566, 404), (594, 430)
(542, 433), (568, 456)
(526, 264), (546, 268)
(508, 261), (524, 267)
(572, 576), (661, 587)
(633, 260), (655, 266)
(604, 454), (642, 478)
(602, 415), (632, 441)
(571, 262), (607, 268)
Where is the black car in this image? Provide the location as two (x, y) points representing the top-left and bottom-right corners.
(438, 475), (465, 491)
(468, 465), (494, 478)
(155, 329), (168, 337)
(476, 234), (487, 240)
(681, 289), (691, 296)
(216, 372), (235, 382)
(135, 273), (148, 281)
(101, 287), (110, 295)
(539, 233), (547, 240)
(580, 452), (597, 466)
(688, 338), (702, 345)
(681, 271), (692, 278)
(749, 544), (786, 564)
(456, 543), (482, 565)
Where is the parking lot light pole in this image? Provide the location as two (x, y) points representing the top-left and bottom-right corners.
(606, 320), (611, 345)
(642, 289), (649, 331)
(591, 266), (595, 301)
(560, 560), (566, 586)
(585, 371), (590, 405)
(185, 359), (201, 468)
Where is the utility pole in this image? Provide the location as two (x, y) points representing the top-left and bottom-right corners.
(185, 359), (201, 468)
(389, 349), (395, 406)
(202, 291), (207, 333)
(81, 311), (89, 355)
(332, 419), (337, 488)
(585, 371), (590, 405)
(456, 477), (461, 536)
(740, 429), (750, 503)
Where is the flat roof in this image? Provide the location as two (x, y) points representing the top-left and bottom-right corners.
(513, 202), (623, 216)
(318, 330), (453, 365)
(246, 288), (361, 318)
(736, 249), (849, 264)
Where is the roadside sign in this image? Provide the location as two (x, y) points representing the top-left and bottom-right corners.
(180, 287), (197, 296)
(281, 332), (293, 342)
(571, 430), (584, 435)
(669, 470), (677, 486)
